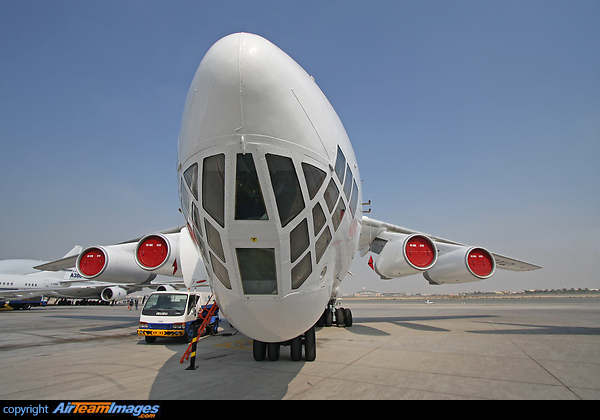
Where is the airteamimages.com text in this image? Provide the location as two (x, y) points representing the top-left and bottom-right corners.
(2, 402), (161, 418)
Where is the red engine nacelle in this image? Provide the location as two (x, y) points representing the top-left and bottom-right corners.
(423, 246), (496, 285)
(78, 247), (106, 278)
(76, 245), (155, 283)
(134, 233), (180, 277)
(374, 233), (438, 279)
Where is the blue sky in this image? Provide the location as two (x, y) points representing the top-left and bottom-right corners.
(1, 1), (598, 294)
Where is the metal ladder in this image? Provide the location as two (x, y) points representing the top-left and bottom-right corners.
(180, 295), (219, 369)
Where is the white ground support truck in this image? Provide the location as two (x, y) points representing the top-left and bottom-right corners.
(137, 291), (219, 343)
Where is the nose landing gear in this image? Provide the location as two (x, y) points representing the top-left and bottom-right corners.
(252, 300), (353, 362)
(253, 325), (316, 362)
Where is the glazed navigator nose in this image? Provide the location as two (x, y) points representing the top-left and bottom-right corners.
(176, 33), (362, 346)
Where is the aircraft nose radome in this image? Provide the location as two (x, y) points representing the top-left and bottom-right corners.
(178, 33), (332, 162)
(236, 34), (331, 158)
(178, 33), (244, 154)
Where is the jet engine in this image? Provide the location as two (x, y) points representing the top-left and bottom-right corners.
(423, 245), (496, 285)
(100, 286), (128, 302)
(76, 245), (156, 283)
(134, 233), (180, 276)
(155, 285), (176, 292)
(374, 233), (438, 279)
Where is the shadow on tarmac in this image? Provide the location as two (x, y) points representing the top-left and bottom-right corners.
(144, 323), (304, 399)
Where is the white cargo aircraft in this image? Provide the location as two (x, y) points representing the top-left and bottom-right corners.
(38, 33), (540, 361)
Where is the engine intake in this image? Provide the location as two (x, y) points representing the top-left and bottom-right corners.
(100, 286), (128, 302)
(78, 247), (106, 278)
(424, 246), (496, 285)
(134, 233), (180, 277)
(374, 233), (438, 279)
(155, 285), (176, 292)
(76, 245), (156, 283)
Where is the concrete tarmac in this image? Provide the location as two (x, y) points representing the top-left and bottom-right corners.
(1, 298), (599, 400)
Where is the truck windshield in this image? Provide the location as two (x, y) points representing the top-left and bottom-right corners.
(142, 293), (188, 316)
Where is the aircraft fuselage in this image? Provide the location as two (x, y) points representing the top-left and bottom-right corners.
(177, 33), (362, 343)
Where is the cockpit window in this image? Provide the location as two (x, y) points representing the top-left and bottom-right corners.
(205, 219), (226, 263)
(343, 163), (352, 200)
(290, 218), (309, 263)
(291, 252), (312, 290)
(235, 153), (268, 220)
(312, 203), (326, 235)
(210, 252), (231, 290)
(180, 177), (190, 219)
(323, 178), (339, 213)
(266, 154), (305, 228)
(236, 248), (277, 295)
(334, 146), (346, 183)
(315, 227), (332, 263)
(301, 162), (326, 200)
(202, 154), (225, 228)
(192, 203), (202, 238)
(332, 198), (346, 231)
(183, 163), (199, 200)
(350, 179), (359, 216)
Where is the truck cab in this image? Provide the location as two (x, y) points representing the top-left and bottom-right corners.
(137, 291), (219, 343)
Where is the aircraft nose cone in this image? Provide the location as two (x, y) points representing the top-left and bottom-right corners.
(178, 32), (332, 163)
(178, 33), (244, 156)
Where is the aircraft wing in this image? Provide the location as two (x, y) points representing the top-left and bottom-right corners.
(359, 216), (541, 272)
(0, 288), (50, 300)
(34, 255), (77, 272)
(33, 226), (185, 272)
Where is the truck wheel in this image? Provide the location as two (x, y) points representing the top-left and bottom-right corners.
(145, 336), (156, 344)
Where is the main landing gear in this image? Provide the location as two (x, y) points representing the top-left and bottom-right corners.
(253, 325), (316, 362)
(252, 300), (353, 362)
(316, 300), (353, 328)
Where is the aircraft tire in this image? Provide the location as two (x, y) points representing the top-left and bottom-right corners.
(268, 343), (280, 361)
(344, 308), (353, 327)
(253, 340), (267, 361)
(335, 307), (345, 327)
(290, 336), (302, 361)
(304, 326), (316, 362)
(324, 308), (333, 327)
(316, 312), (324, 327)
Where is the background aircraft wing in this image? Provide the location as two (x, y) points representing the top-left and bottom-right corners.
(360, 216), (541, 272)
(0, 288), (49, 299)
(34, 255), (77, 272)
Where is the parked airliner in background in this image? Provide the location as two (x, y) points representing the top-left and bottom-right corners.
(37, 33), (540, 361)
(1, 246), (83, 308)
(0, 246), (192, 309)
